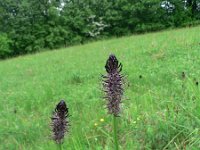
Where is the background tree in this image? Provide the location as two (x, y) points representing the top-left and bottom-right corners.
(0, 0), (199, 58)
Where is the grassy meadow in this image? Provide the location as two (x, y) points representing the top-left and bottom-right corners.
(0, 26), (200, 149)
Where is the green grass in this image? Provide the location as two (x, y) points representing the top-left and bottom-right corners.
(0, 26), (200, 149)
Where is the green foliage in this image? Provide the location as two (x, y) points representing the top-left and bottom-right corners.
(0, 0), (200, 58)
(0, 33), (12, 58)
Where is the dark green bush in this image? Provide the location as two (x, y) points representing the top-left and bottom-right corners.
(0, 34), (12, 58)
(135, 23), (166, 33)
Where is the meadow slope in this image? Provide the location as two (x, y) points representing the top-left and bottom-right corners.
(0, 27), (200, 149)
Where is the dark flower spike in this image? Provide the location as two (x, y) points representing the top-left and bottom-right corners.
(51, 100), (69, 144)
(105, 54), (122, 73)
(103, 54), (124, 117)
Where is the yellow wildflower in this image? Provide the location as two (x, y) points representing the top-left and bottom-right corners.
(100, 118), (104, 122)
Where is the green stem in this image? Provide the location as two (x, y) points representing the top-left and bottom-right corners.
(58, 143), (63, 150)
(113, 115), (119, 150)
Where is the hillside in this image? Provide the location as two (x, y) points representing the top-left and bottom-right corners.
(0, 26), (200, 149)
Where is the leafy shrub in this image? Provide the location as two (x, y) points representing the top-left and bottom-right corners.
(0, 34), (12, 58)
(135, 23), (165, 33)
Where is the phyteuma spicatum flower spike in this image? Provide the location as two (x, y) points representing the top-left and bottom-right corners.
(51, 100), (69, 144)
(103, 54), (124, 117)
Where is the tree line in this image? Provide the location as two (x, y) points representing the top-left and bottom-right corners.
(0, 0), (199, 58)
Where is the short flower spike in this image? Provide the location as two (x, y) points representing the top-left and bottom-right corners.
(51, 100), (69, 144)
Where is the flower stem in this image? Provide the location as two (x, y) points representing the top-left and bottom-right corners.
(113, 115), (119, 150)
(58, 143), (63, 150)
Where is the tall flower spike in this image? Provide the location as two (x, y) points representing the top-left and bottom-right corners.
(51, 100), (69, 144)
(103, 54), (124, 117)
